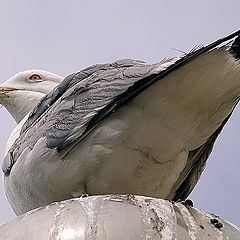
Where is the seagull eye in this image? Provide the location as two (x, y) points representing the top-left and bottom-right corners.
(28, 74), (42, 81)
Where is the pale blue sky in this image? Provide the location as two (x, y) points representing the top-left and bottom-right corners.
(0, 0), (239, 226)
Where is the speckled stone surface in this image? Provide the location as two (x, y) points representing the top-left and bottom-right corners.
(0, 195), (239, 240)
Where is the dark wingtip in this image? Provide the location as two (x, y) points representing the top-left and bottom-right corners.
(230, 34), (240, 60)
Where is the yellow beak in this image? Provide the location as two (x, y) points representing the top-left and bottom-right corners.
(0, 87), (17, 93)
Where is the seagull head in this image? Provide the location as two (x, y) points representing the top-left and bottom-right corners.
(0, 70), (63, 123)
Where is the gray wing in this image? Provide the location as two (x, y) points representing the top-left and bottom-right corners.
(3, 30), (240, 177)
(3, 59), (159, 174)
(22, 58), (157, 151)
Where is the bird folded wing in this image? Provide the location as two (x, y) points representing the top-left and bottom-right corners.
(3, 30), (240, 178)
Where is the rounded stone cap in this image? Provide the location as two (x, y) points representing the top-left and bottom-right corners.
(0, 195), (239, 240)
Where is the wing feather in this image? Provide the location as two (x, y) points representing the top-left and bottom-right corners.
(3, 30), (240, 177)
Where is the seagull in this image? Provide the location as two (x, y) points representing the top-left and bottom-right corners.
(0, 70), (63, 153)
(2, 30), (240, 215)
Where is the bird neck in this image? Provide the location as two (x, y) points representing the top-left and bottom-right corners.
(1, 91), (45, 124)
